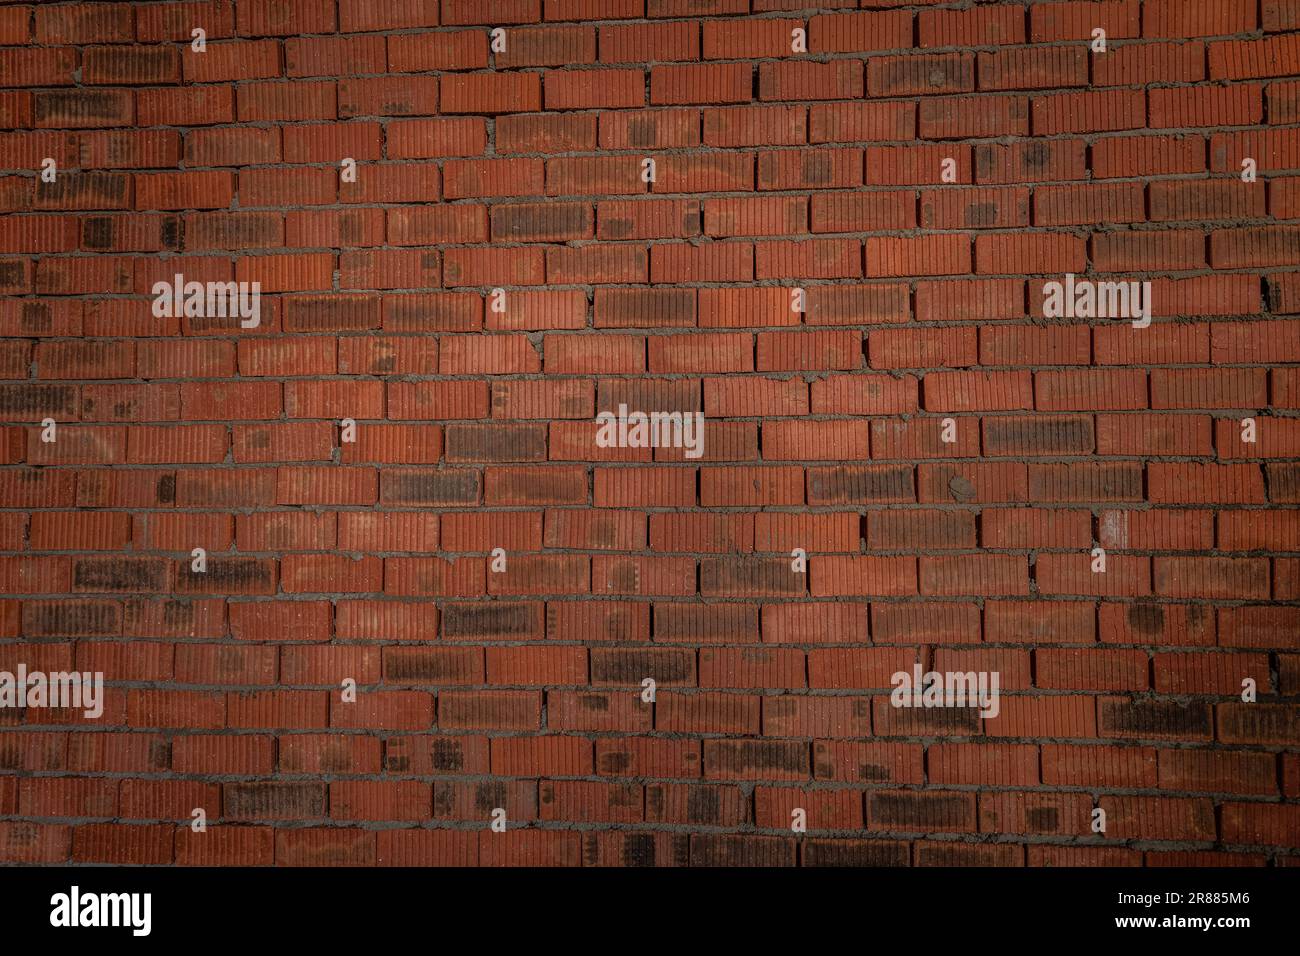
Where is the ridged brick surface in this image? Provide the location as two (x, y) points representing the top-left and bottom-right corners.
(0, 0), (1299, 867)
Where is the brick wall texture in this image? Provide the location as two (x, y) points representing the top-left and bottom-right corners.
(1, 0), (1299, 868)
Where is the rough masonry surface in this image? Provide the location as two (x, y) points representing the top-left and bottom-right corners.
(0, 0), (1298, 867)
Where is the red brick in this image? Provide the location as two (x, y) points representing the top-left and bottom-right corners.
(442, 73), (541, 114)
(2, 0), (1296, 866)
(1145, 0), (1255, 37)
(1093, 41), (1206, 87)
(601, 21), (698, 62)
(651, 63), (751, 106)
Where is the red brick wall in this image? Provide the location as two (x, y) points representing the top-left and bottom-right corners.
(1, 0), (1298, 867)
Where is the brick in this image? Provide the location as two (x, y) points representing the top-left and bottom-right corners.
(388, 31), (486, 72)
(921, 187), (1028, 230)
(445, 0), (539, 24)
(1034, 182), (1144, 226)
(498, 25), (594, 67)
(1211, 34), (1300, 80)
(339, 0), (439, 31)
(1149, 84), (1263, 129)
(1, 0), (1296, 866)
(976, 139), (1088, 183)
(1093, 41), (1206, 87)
(1145, 0), (1255, 37)
(442, 73), (541, 114)
(651, 63), (751, 106)
(546, 69), (643, 110)
(655, 153), (754, 193)
(979, 46), (1088, 90)
(36, 4), (134, 44)
(870, 53), (974, 97)
(601, 21), (698, 63)
(869, 235), (970, 277)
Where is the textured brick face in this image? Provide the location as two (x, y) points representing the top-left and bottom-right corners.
(0, 0), (1297, 869)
